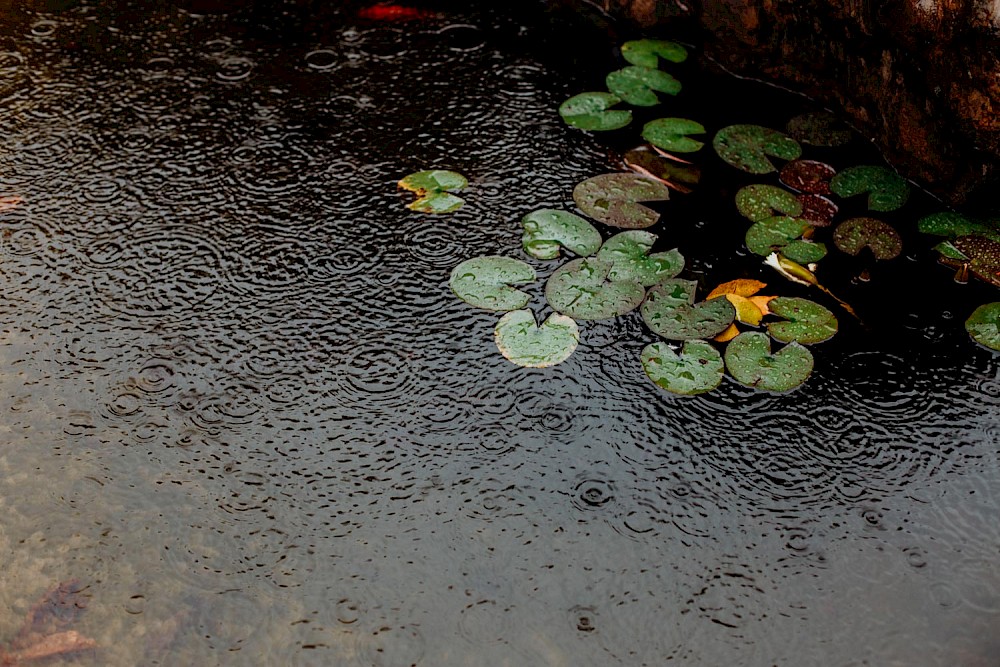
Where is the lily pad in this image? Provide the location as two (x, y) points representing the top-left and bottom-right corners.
(766, 296), (838, 344)
(641, 118), (705, 153)
(573, 173), (671, 229)
(545, 257), (645, 320)
(641, 279), (736, 340)
(782, 240), (828, 264)
(521, 209), (602, 260)
(559, 92), (633, 131)
(494, 310), (580, 367)
(745, 216), (827, 264)
(798, 194), (838, 227)
(735, 184), (803, 222)
(786, 112), (852, 147)
(779, 159), (836, 194)
(934, 240), (969, 261)
(623, 148), (701, 188)
(621, 39), (688, 68)
(833, 217), (902, 260)
(641, 340), (724, 395)
(724, 331), (814, 392)
(918, 212), (1000, 243)
(606, 66), (681, 107)
(712, 125), (802, 174)
(596, 230), (684, 286)
(449, 256), (536, 311)
(830, 165), (910, 212)
(965, 302), (1000, 352)
(949, 236), (1000, 288)
(399, 170), (467, 213)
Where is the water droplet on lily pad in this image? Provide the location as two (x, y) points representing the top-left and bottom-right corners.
(545, 257), (645, 320)
(641, 279), (735, 340)
(450, 256), (536, 311)
(945, 236), (1000, 288)
(713, 124), (801, 174)
(766, 296), (838, 344)
(833, 217), (902, 260)
(724, 331), (814, 392)
(495, 310), (580, 367)
(965, 302), (1000, 352)
(641, 340), (723, 395)
(745, 216), (826, 264)
(559, 92), (632, 131)
(521, 209), (602, 260)
(573, 173), (670, 229)
(641, 118), (705, 153)
(399, 170), (468, 213)
(830, 165), (910, 212)
(621, 39), (688, 68)
(606, 66), (681, 107)
(735, 184), (803, 222)
(918, 212), (1000, 243)
(779, 159), (836, 194)
(595, 230), (684, 286)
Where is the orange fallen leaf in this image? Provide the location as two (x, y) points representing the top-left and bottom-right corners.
(714, 323), (740, 342)
(749, 294), (776, 316)
(706, 279), (766, 300)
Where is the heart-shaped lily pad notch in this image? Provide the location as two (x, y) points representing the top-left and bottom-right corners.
(450, 256), (536, 311)
(559, 92), (633, 131)
(545, 257), (645, 320)
(786, 112), (853, 147)
(641, 118), (705, 153)
(779, 159), (836, 195)
(522, 209), (602, 260)
(943, 236), (1000, 288)
(495, 309), (580, 367)
(766, 296), (838, 344)
(606, 66), (681, 106)
(798, 194), (838, 227)
(833, 217), (902, 260)
(724, 331), (814, 392)
(735, 184), (803, 222)
(641, 279), (736, 340)
(830, 165), (910, 212)
(918, 212), (1000, 243)
(573, 173), (671, 229)
(641, 340), (724, 395)
(596, 230), (684, 286)
(399, 170), (467, 213)
(713, 125), (802, 174)
(621, 39), (688, 68)
(965, 302), (1000, 352)
(745, 216), (827, 263)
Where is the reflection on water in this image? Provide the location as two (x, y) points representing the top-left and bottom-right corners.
(0, 0), (997, 664)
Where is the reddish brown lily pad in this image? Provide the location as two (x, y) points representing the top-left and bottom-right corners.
(833, 217), (902, 260)
(573, 173), (670, 229)
(798, 194), (838, 227)
(945, 236), (1000, 288)
(779, 159), (836, 195)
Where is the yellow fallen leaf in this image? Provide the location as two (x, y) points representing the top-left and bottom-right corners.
(706, 279), (766, 300)
(749, 295), (777, 316)
(725, 294), (765, 325)
(714, 323), (740, 342)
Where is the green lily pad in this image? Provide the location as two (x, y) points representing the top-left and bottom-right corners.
(641, 340), (724, 395)
(786, 112), (852, 147)
(833, 217), (902, 260)
(621, 39), (688, 68)
(745, 216), (808, 253)
(830, 166), (910, 212)
(494, 310), (580, 367)
(950, 236), (1000, 288)
(545, 257), (645, 320)
(782, 240), (828, 264)
(573, 173), (671, 229)
(641, 118), (705, 152)
(399, 170), (468, 213)
(965, 302), (1000, 352)
(641, 279), (736, 340)
(596, 230), (684, 286)
(735, 185), (803, 222)
(521, 209), (602, 260)
(766, 297), (838, 344)
(559, 92), (633, 131)
(724, 331), (814, 392)
(712, 125), (802, 174)
(449, 256), (536, 311)
(934, 240), (968, 261)
(408, 191), (465, 213)
(623, 148), (701, 187)
(606, 66), (681, 107)
(918, 212), (1000, 243)
(779, 159), (836, 195)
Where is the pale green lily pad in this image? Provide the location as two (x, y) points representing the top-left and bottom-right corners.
(641, 340), (724, 395)
(559, 92), (633, 131)
(767, 297), (838, 344)
(409, 191), (465, 213)
(782, 239), (828, 264)
(545, 257), (645, 320)
(786, 112), (852, 147)
(833, 217), (902, 260)
(830, 165), (910, 212)
(606, 66), (681, 107)
(918, 212), (1000, 243)
(641, 118), (705, 152)
(449, 256), (536, 311)
(596, 230), (684, 286)
(745, 216), (827, 264)
(494, 310), (580, 367)
(621, 39), (688, 68)
(934, 240), (968, 260)
(724, 331), (814, 392)
(573, 173), (671, 229)
(521, 209), (602, 260)
(712, 125), (802, 174)
(641, 279), (736, 340)
(399, 170), (467, 213)
(965, 302), (1000, 352)
(735, 184), (803, 222)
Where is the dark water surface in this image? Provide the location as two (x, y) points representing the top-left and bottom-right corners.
(0, 1), (997, 664)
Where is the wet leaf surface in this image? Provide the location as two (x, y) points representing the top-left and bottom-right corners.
(798, 193), (838, 227)
(965, 302), (1000, 351)
(782, 239), (828, 264)
(641, 340), (724, 395)
(712, 124), (802, 174)
(735, 184), (803, 222)
(947, 236), (1000, 288)
(745, 216), (827, 264)
(830, 165), (910, 212)
(786, 111), (853, 146)
(545, 257), (645, 320)
(918, 212), (1000, 243)
(521, 209), (602, 260)
(494, 309), (579, 367)
(558, 92), (632, 131)
(641, 118), (705, 152)
(779, 159), (836, 194)
(605, 66), (681, 106)
(766, 296), (838, 344)
(641, 279), (736, 340)
(620, 39), (688, 67)
(595, 230), (684, 286)
(449, 256), (536, 311)
(724, 331), (814, 391)
(573, 173), (670, 229)
(833, 217), (902, 260)
(398, 169), (467, 213)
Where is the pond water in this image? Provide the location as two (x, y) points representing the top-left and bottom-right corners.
(0, 0), (997, 664)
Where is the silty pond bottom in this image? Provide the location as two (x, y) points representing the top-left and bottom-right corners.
(0, 0), (997, 664)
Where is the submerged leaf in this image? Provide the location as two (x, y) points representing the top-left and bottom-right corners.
(606, 66), (681, 106)
(399, 169), (467, 213)
(798, 194), (838, 227)
(559, 92), (633, 131)
(641, 340), (724, 395)
(623, 148), (701, 188)
(494, 310), (579, 367)
(918, 212), (1000, 243)
(833, 217), (902, 260)
(965, 302), (1000, 351)
(786, 112), (853, 147)
(641, 118), (705, 152)
(766, 296), (838, 344)
(724, 331), (814, 392)
(621, 39), (688, 68)
(830, 165), (910, 212)
(545, 257), (645, 320)
(779, 159), (836, 194)
(521, 209), (602, 260)
(641, 279), (736, 340)
(713, 125), (802, 174)
(596, 230), (684, 286)
(735, 184), (802, 222)
(573, 173), (670, 229)
(449, 256), (536, 311)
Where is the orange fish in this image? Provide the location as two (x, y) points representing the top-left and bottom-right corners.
(357, 3), (440, 21)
